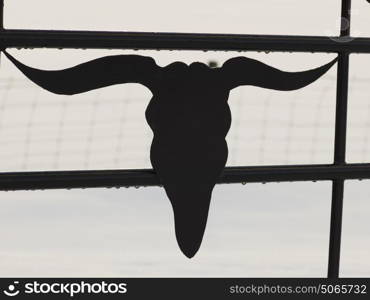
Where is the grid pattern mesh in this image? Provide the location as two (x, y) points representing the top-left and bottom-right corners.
(0, 78), (153, 171)
(2, 70), (369, 171)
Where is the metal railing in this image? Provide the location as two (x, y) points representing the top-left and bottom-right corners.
(0, 0), (366, 279)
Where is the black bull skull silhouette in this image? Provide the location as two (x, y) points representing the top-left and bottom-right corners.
(3, 51), (337, 258)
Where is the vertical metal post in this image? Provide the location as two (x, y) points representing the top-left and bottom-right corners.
(328, 0), (351, 278)
(0, 0), (3, 30)
(0, 0), (3, 54)
(0, 1), (3, 66)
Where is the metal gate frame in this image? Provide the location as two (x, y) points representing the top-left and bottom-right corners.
(0, 0), (367, 278)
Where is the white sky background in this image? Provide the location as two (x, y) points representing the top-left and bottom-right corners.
(0, 0), (370, 277)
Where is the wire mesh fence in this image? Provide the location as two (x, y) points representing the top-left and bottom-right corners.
(0, 70), (369, 172)
(0, 69), (339, 171)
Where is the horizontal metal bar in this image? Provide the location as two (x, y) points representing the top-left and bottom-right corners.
(1, 163), (370, 191)
(1, 29), (370, 52)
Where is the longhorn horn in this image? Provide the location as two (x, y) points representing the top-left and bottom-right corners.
(2, 50), (160, 94)
(221, 56), (338, 90)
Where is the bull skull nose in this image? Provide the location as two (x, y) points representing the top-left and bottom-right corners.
(165, 183), (213, 258)
(174, 206), (207, 258)
(179, 240), (201, 259)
